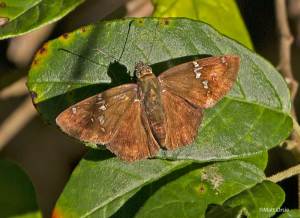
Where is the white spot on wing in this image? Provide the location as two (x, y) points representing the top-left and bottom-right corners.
(72, 107), (77, 114)
(221, 56), (226, 63)
(98, 115), (105, 125)
(192, 61), (199, 68)
(99, 105), (106, 110)
(195, 72), (201, 79)
(96, 100), (105, 105)
(202, 80), (209, 89)
(193, 62), (203, 79)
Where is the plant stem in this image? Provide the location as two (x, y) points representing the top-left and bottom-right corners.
(268, 164), (300, 183)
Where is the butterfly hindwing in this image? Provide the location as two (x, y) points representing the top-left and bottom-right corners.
(56, 84), (138, 144)
(158, 55), (240, 108)
(161, 90), (203, 150)
(107, 100), (160, 161)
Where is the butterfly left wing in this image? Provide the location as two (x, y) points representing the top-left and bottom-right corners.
(56, 83), (160, 161)
(158, 55), (240, 108)
(56, 84), (138, 144)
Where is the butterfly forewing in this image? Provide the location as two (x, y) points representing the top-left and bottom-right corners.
(56, 84), (138, 144)
(161, 90), (203, 150)
(158, 55), (240, 108)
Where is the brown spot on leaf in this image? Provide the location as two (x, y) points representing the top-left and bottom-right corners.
(138, 19), (144, 24)
(0, 17), (9, 27)
(81, 27), (86, 32)
(163, 19), (169, 25)
(199, 184), (205, 193)
(62, 33), (69, 39)
(38, 47), (47, 54)
(0, 2), (6, 8)
(32, 59), (38, 66)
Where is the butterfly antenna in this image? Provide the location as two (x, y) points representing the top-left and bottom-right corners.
(145, 20), (159, 65)
(118, 20), (134, 61)
(58, 48), (107, 67)
(59, 20), (135, 70)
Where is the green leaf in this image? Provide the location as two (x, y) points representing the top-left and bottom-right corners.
(53, 150), (191, 218)
(113, 160), (265, 218)
(0, 0), (85, 39)
(0, 0), (41, 23)
(27, 18), (292, 161)
(224, 180), (285, 218)
(278, 209), (300, 218)
(152, 0), (253, 49)
(205, 205), (248, 218)
(0, 158), (41, 218)
(54, 150), (267, 218)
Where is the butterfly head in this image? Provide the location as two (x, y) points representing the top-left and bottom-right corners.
(135, 62), (153, 79)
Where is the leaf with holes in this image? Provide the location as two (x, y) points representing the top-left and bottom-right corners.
(0, 0), (85, 39)
(152, 0), (253, 49)
(28, 17), (292, 162)
(0, 158), (41, 218)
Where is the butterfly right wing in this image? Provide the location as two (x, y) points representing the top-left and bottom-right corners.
(158, 55), (240, 108)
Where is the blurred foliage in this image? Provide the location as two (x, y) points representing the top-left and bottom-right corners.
(0, 0), (85, 39)
(152, 0), (253, 49)
(0, 159), (41, 218)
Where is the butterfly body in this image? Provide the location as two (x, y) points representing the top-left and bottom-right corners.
(136, 62), (167, 146)
(56, 55), (240, 161)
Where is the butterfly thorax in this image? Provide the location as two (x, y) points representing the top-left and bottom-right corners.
(136, 62), (167, 146)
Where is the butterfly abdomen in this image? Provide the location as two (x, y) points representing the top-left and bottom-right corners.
(138, 70), (167, 146)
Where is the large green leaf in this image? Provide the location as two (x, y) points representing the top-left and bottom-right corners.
(52, 150), (191, 218)
(27, 18), (292, 162)
(0, 0), (85, 39)
(0, 158), (41, 218)
(222, 181), (285, 218)
(113, 160), (265, 218)
(152, 0), (253, 49)
(54, 150), (266, 218)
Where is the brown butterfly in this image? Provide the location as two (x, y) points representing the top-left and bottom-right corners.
(56, 55), (240, 161)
